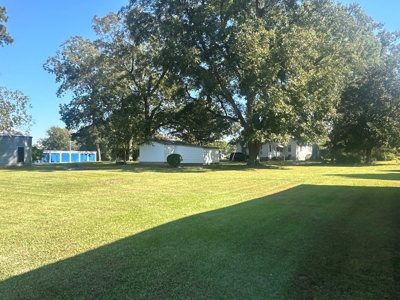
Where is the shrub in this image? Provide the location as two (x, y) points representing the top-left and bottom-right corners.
(384, 153), (396, 161)
(373, 149), (396, 161)
(32, 146), (44, 161)
(167, 154), (183, 167)
(335, 152), (362, 164)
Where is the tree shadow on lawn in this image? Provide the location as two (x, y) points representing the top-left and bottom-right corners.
(0, 162), (290, 173)
(327, 172), (400, 181)
(1, 185), (400, 299)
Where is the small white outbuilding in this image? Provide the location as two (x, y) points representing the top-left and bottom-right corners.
(0, 128), (32, 166)
(139, 138), (219, 164)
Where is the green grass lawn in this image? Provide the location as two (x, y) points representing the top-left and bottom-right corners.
(1, 162), (400, 299)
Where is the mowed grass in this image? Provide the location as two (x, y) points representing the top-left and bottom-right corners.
(1, 162), (400, 299)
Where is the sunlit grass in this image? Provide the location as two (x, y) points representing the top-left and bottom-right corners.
(1, 161), (400, 299)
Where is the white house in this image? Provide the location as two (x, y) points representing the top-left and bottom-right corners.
(236, 138), (312, 161)
(139, 138), (220, 164)
(0, 128), (32, 166)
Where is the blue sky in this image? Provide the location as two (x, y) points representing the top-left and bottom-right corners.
(0, 0), (399, 144)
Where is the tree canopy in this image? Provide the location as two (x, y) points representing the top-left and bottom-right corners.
(0, 87), (32, 133)
(0, 7), (32, 134)
(39, 126), (71, 150)
(44, 0), (398, 165)
(45, 11), (231, 158)
(328, 28), (400, 163)
(125, 0), (381, 165)
(0, 6), (13, 47)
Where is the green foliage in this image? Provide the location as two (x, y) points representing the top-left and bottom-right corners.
(373, 148), (397, 161)
(0, 6), (13, 47)
(45, 0), (386, 167)
(335, 152), (363, 164)
(126, 0), (380, 166)
(166, 153), (182, 167)
(330, 48), (400, 163)
(327, 26), (400, 164)
(0, 87), (33, 133)
(45, 11), (183, 161)
(31, 145), (44, 161)
(0, 9), (31, 134)
(39, 126), (71, 150)
(168, 100), (233, 145)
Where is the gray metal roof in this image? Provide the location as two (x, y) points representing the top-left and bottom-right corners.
(149, 138), (219, 149)
(0, 128), (31, 137)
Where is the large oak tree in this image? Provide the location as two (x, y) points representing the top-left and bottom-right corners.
(126, 0), (380, 165)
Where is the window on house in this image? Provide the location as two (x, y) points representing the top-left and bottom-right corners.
(17, 147), (24, 163)
(288, 145), (291, 152)
(269, 145), (271, 152)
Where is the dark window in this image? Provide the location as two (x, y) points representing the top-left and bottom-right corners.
(17, 147), (24, 163)
(288, 145), (291, 152)
(269, 145), (271, 152)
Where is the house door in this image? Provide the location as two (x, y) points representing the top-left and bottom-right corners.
(17, 147), (24, 163)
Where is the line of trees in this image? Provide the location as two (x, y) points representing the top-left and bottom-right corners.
(44, 0), (400, 165)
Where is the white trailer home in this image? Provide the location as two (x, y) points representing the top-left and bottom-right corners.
(236, 138), (312, 161)
(139, 139), (220, 164)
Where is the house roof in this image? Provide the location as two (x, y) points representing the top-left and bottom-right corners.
(0, 128), (31, 137)
(148, 138), (219, 149)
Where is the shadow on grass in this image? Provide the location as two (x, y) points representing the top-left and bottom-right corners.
(0, 162), (290, 173)
(1, 185), (400, 299)
(328, 173), (400, 181)
(382, 169), (400, 173)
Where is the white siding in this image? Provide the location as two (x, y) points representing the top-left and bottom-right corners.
(236, 144), (246, 153)
(164, 145), (177, 161)
(139, 142), (166, 163)
(175, 145), (204, 163)
(296, 144), (312, 161)
(281, 139), (297, 159)
(203, 149), (219, 164)
(140, 140), (220, 164)
(236, 138), (311, 160)
(259, 144), (270, 158)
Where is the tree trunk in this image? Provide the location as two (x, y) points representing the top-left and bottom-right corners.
(125, 145), (129, 161)
(361, 149), (366, 163)
(128, 136), (134, 161)
(96, 144), (102, 162)
(311, 144), (320, 161)
(247, 141), (262, 166)
(365, 148), (373, 164)
(330, 148), (336, 164)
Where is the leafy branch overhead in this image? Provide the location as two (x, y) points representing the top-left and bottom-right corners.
(0, 7), (32, 134)
(0, 6), (13, 47)
(0, 87), (32, 133)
